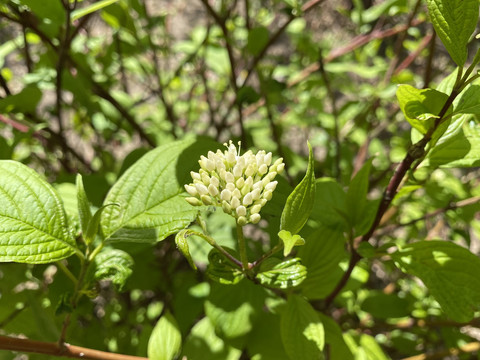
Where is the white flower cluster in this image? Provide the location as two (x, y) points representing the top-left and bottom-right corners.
(185, 141), (285, 225)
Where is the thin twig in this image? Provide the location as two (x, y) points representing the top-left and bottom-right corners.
(0, 335), (148, 360)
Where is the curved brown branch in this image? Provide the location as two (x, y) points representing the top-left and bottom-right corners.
(0, 335), (148, 360)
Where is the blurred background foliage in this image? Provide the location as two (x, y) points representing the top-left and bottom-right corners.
(1, 0), (480, 359)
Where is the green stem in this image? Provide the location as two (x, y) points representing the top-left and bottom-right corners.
(236, 224), (249, 271)
(56, 261), (78, 286)
(251, 243), (283, 269)
(88, 243), (104, 263)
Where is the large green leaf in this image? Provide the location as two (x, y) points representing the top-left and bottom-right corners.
(345, 160), (371, 232)
(205, 281), (266, 339)
(256, 257), (307, 289)
(319, 314), (353, 360)
(101, 137), (217, 243)
(148, 311), (182, 360)
(299, 225), (347, 300)
(0, 161), (76, 264)
(343, 332), (389, 360)
(423, 114), (480, 168)
(396, 85), (450, 134)
(454, 85), (480, 115)
(426, 0), (478, 67)
(281, 294), (324, 360)
(392, 240), (480, 322)
(309, 178), (348, 230)
(280, 142), (316, 234)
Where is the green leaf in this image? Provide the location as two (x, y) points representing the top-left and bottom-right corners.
(299, 224), (347, 299)
(424, 114), (480, 167)
(148, 311), (182, 360)
(205, 281), (266, 339)
(246, 26), (269, 56)
(256, 257), (307, 289)
(454, 85), (480, 115)
(360, 291), (410, 319)
(101, 137), (218, 243)
(278, 229), (305, 256)
(318, 313), (354, 360)
(0, 85), (42, 114)
(345, 160), (371, 231)
(309, 178), (348, 230)
(175, 229), (197, 271)
(0, 161), (76, 264)
(89, 248), (134, 291)
(206, 247), (244, 285)
(85, 203), (118, 244)
(182, 317), (242, 360)
(71, 0), (120, 21)
(344, 332), (389, 360)
(76, 174), (92, 238)
(392, 240), (480, 322)
(281, 294), (324, 360)
(396, 85), (450, 134)
(280, 142), (316, 234)
(426, 0), (478, 66)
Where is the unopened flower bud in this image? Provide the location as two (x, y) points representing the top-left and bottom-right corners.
(184, 184), (197, 196)
(276, 162), (285, 173)
(226, 183), (235, 192)
(237, 216), (247, 226)
(221, 189), (232, 201)
(231, 196), (240, 209)
(251, 188), (261, 201)
(233, 164), (243, 178)
(250, 214), (261, 224)
(236, 205), (247, 217)
(195, 183), (209, 196)
(225, 172), (235, 183)
(243, 192), (253, 206)
(236, 177), (245, 188)
(186, 197), (202, 206)
(258, 163), (268, 175)
(264, 152), (272, 166)
(265, 181), (278, 192)
(232, 188), (241, 200)
(250, 204), (262, 214)
(190, 171), (201, 181)
(208, 184), (219, 196)
(201, 195), (212, 205)
(222, 200), (232, 214)
(263, 190), (273, 201)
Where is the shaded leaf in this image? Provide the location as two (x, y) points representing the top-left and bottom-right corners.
(148, 311), (182, 360)
(392, 240), (480, 322)
(206, 247), (244, 285)
(90, 248), (134, 291)
(281, 294), (324, 360)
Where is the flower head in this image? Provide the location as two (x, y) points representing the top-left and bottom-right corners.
(185, 141), (285, 225)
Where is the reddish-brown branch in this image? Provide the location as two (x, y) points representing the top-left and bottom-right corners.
(0, 335), (148, 360)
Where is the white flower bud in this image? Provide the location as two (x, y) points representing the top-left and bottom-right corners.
(233, 164), (243, 178)
(243, 192), (253, 206)
(258, 163), (268, 175)
(195, 183), (209, 196)
(226, 151), (236, 164)
(201, 172), (211, 185)
(226, 182), (235, 192)
(186, 197), (202, 206)
(231, 196), (240, 209)
(245, 165), (255, 177)
(232, 188), (241, 199)
(250, 213), (261, 224)
(237, 216), (248, 226)
(263, 190), (273, 201)
(236, 205), (247, 217)
(205, 159), (215, 172)
(190, 171), (201, 181)
(208, 184), (219, 196)
(253, 181), (263, 190)
(236, 177), (245, 189)
(250, 204), (262, 214)
(251, 188), (261, 200)
(201, 195), (212, 205)
(184, 184), (198, 196)
(276, 162), (285, 173)
(225, 171), (235, 183)
(264, 152), (272, 166)
(210, 176), (219, 188)
(222, 200), (232, 214)
(220, 189), (232, 201)
(265, 181), (278, 192)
